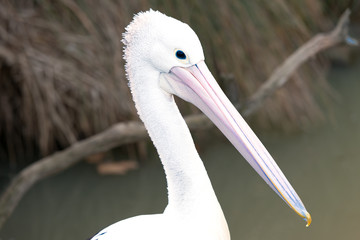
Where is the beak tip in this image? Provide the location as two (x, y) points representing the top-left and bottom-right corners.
(305, 212), (312, 227)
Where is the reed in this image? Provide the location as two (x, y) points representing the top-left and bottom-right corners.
(0, 0), (334, 164)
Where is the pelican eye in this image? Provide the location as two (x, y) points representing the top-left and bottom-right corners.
(175, 50), (186, 60)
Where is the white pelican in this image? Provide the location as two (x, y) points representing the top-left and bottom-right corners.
(90, 9), (311, 240)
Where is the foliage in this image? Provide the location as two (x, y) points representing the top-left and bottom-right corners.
(0, 0), (334, 164)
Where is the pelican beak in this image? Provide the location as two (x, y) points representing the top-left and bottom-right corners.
(159, 60), (311, 227)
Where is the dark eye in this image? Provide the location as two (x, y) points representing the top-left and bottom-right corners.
(175, 50), (186, 60)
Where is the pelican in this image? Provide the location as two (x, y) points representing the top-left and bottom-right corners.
(90, 9), (311, 240)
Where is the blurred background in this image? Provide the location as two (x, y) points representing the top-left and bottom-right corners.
(0, 0), (359, 239)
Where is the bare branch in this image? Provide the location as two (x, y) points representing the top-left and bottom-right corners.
(0, 122), (147, 228)
(242, 9), (354, 117)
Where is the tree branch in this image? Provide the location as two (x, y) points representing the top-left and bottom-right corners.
(0, 9), (356, 230)
(242, 9), (356, 117)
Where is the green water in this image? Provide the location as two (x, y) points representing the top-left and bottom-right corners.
(1, 61), (360, 240)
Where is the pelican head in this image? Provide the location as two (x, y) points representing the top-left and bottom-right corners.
(123, 9), (311, 227)
(123, 10), (204, 74)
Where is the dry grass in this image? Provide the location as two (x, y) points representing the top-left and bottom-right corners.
(0, 0), (335, 164)
(0, 0), (138, 163)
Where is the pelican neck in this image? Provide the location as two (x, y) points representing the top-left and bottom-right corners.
(128, 66), (218, 213)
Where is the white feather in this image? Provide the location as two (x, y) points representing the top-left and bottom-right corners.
(91, 9), (230, 240)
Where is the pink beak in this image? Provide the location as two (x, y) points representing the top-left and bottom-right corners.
(159, 60), (311, 226)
